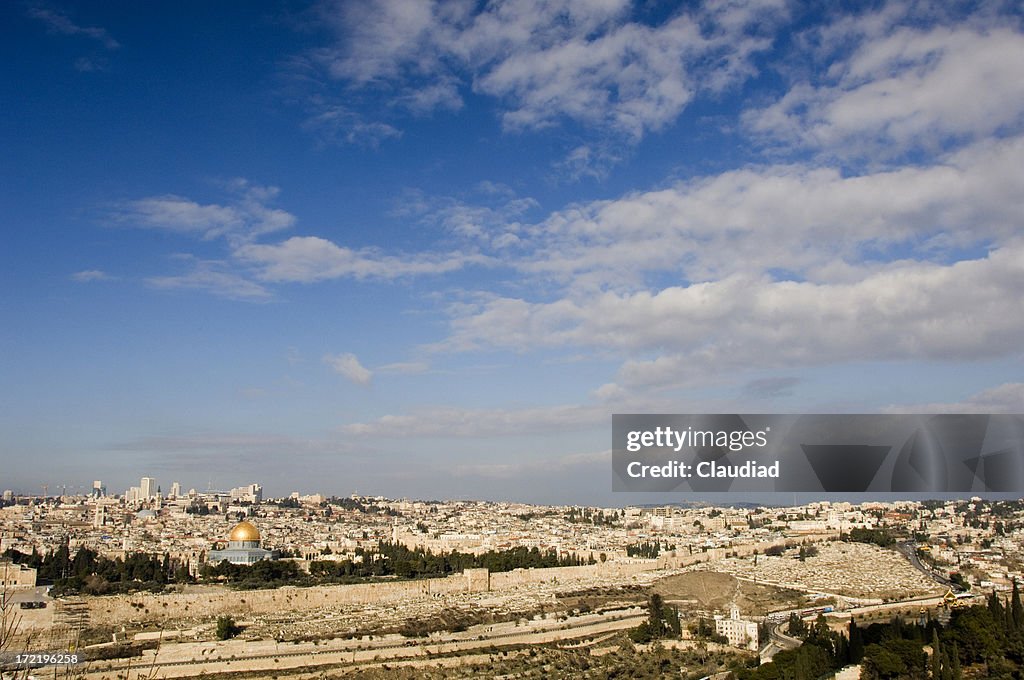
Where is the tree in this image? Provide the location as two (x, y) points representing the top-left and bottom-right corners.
(862, 643), (908, 680)
(648, 593), (665, 631)
(216, 615), (241, 640)
(849, 620), (865, 664)
(628, 621), (654, 644)
(940, 647), (953, 680)
(632, 594), (682, 643)
(988, 589), (1004, 620)
(1012, 580), (1023, 630)
(949, 642), (961, 680)
(947, 607), (999, 664)
(789, 612), (807, 637)
(664, 603), (682, 638)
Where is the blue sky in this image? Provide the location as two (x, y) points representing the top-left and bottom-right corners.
(2, 0), (1023, 504)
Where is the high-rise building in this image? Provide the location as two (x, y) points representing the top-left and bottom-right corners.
(92, 480), (105, 498)
(170, 482), (181, 499)
(140, 477), (156, 500)
(93, 504), (106, 528)
(230, 483), (263, 504)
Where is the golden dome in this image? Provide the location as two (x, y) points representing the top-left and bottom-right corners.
(228, 520), (260, 542)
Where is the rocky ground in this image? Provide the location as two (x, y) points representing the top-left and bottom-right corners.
(700, 541), (940, 601)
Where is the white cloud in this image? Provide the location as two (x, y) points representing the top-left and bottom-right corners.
(440, 244), (1024, 388)
(324, 352), (373, 386)
(146, 259), (272, 301)
(303, 104), (403, 147)
(236, 236), (489, 282)
(110, 432), (350, 456)
(592, 382), (627, 402)
(342, 403), (606, 437)
(451, 449), (610, 479)
(884, 383), (1024, 414)
(109, 181), (296, 244)
(28, 6), (120, 49)
(512, 135), (1024, 288)
(390, 185), (538, 247)
(554, 144), (622, 182)
(111, 182), (504, 299)
(743, 376), (800, 398)
(377, 361), (430, 374)
(396, 77), (463, 115)
(119, 195), (239, 235)
(315, 0), (449, 84)
(363, 136), (1024, 301)
(420, 139), (1024, 381)
(340, 389), (720, 439)
(71, 269), (114, 282)
(310, 0), (787, 141)
(474, 13), (701, 138)
(745, 21), (1024, 153)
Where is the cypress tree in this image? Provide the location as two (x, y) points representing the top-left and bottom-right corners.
(664, 605), (681, 638)
(931, 629), (942, 679)
(835, 632), (848, 665)
(893, 614), (904, 638)
(1012, 579), (1023, 630)
(812, 613), (829, 641)
(849, 620), (864, 664)
(647, 594), (665, 636)
(940, 648), (953, 680)
(988, 589), (1003, 620)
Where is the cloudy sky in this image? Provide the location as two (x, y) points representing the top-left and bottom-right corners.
(2, 0), (1023, 504)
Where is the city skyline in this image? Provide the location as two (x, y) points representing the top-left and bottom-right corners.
(2, 1), (1023, 504)
(4, 470), (1017, 676)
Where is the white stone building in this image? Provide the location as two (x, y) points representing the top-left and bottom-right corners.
(0, 560), (37, 588)
(715, 604), (759, 651)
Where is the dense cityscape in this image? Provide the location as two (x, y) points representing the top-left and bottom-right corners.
(4, 478), (1024, 678)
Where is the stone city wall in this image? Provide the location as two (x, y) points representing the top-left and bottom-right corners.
(76, 574), (473, 626)
(62, 533), (836, 628)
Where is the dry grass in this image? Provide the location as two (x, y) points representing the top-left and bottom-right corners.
(652, 570), (805, 615)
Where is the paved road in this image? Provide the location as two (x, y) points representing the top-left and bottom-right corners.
(5, 586), (50, 603)
(895, 542), (955, 590)
(769, 620), (801, 650)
